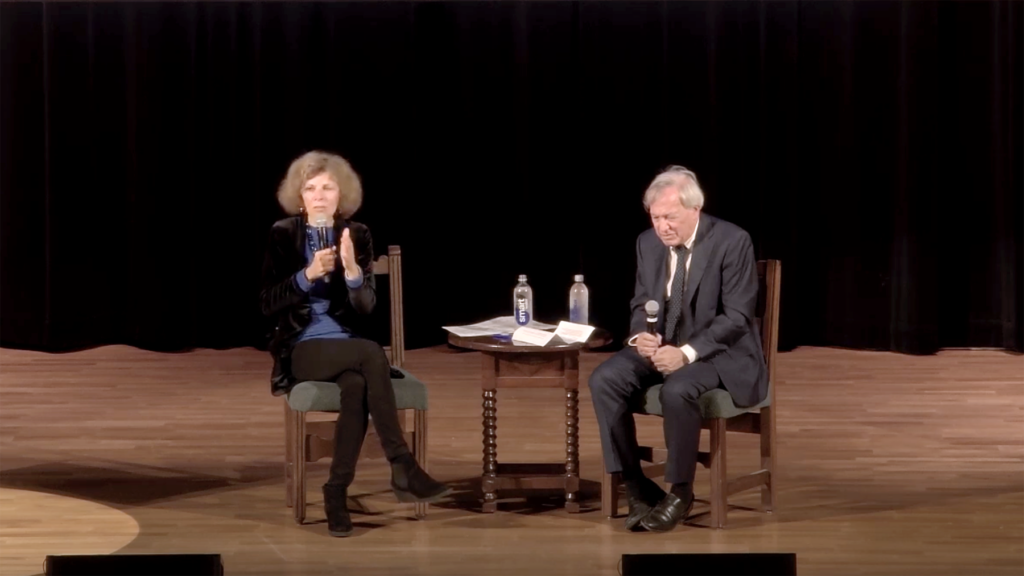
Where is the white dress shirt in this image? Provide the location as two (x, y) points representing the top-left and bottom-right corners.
(630, 221), (700, 364)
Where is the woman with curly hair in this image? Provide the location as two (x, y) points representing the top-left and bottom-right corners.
(261, 151), (449, 537)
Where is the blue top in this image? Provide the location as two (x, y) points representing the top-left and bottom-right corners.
(293, 226), (364, 343)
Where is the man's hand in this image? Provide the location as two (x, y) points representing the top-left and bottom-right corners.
(652, 345), (687, 375)
(635, 332), (662, 359)
(339, 228), (360, 279)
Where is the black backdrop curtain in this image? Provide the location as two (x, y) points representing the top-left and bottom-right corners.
(2, 1), (1021, 355)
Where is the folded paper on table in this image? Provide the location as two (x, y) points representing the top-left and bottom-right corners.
(511, 326), (556, 346)
(441, 326), (497, 338)
(443, 316), (558, 337)
(553, 321), (596, 344)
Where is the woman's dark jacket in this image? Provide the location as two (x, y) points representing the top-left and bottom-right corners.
(260, 215), (376, 396)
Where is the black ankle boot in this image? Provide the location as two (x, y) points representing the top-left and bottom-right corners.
(322, 485), (353, 537)
(390, 454), (452, 503)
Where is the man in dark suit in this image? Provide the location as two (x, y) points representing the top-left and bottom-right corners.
(589, 166), (768, 532)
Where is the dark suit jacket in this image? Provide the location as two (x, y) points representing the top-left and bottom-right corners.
(628, 212), (768, 408)
(260, 215), (377, 396)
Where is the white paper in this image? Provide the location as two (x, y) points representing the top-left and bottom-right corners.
(443, 316), (558, 337)
(554, 321), (596, 344)
(442, 326), (501, 338)
(511, 326), (556, 346)
(471, 316), (558, 333)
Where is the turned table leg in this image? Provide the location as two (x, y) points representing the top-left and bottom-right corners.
(482, 388), (498, 513)
(564, 387), (580, 513)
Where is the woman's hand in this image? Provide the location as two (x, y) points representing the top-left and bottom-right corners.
(304, 247), (337, 281)
(339, 228), (361, 280)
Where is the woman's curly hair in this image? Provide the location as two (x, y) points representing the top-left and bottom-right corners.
(276, 151), (363, 218)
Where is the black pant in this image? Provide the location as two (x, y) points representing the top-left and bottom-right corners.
(291, 338), (410, 488)
(589, 347), (721, 485)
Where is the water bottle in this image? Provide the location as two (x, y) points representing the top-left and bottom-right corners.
(569, 274), (589, 325)
(513, 274), (533, 326)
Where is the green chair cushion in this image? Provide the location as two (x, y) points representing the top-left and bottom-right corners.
(636, 380), (772, 420)
(287, 367), (428, 412)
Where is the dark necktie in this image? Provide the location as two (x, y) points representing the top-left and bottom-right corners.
(663, 245), (690, 346)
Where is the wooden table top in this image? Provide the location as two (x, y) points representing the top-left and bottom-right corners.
(447, 327), (614, 353)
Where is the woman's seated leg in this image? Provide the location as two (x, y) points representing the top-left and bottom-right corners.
(291, 338), (451, 505)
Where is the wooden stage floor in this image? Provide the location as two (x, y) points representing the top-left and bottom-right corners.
(0, 345), (1021, 575)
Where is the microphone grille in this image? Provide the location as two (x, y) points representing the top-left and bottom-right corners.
(645, 300), (660, 316)
(312, 215), (329, 227)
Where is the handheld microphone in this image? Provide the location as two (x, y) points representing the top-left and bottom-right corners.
(644, 300), (659, 335)
(312, 215), (332, 283)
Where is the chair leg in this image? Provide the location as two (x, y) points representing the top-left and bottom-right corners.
(602, 468), (621, 519)
(413, 409), (428, 519)
(709, 418), (728, 529)
(760, 406), (776, 513)
(284, 402), (294, 508)
(293, 410), (307, 525)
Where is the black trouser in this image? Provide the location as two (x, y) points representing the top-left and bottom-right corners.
(589, 347), (721, 485)
(291, 338), (410, 488)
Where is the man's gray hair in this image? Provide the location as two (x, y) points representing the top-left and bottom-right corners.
(642, 165), (705, 211)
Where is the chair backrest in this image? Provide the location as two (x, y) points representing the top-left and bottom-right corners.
(371, 245), (406, 368)
(755, 260), (782, 403)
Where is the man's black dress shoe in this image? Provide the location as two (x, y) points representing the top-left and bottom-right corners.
(624, 479), (667, 532)
(639, 492), (694, 533)
(322, 485), (354, 537)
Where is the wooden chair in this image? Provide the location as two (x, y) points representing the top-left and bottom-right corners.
(283, 245), (430, 524)
(600, 259), (781, 529)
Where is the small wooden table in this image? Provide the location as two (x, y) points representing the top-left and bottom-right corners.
(448, 329), (612, 513)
